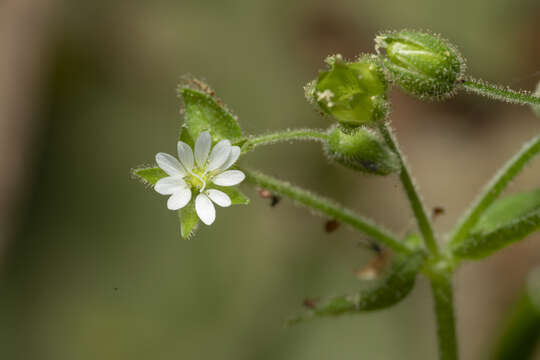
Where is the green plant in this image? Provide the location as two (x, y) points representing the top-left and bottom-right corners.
(132, 30), (540, 360)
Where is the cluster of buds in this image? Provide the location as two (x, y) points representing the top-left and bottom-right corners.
(307, 30), (466, 175)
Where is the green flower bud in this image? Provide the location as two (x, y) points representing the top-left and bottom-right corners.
(375, 30), (466, 100)
(326, 126), (400, 175)
(306, 54), (389, 127)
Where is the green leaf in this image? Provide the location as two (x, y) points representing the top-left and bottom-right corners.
(453, 189), (540, 259)
(179, 201), (199, 239)
(288, 251), (424, 325)
(212, 185), (250, 205)
(180, 87), (242, 141)
(132, 166), (167, 186)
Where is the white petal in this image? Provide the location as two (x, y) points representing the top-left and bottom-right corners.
(155, 152), (186, 177)
(206, 189), (231, 207)
(177, 141), (194, 171)
(155, 176), (187, 195)
(212, 170), (245, 186)
(206, 140), (231, 171)
(194, 131), (212, 167)
(166, 188), (192, 210)
(195, 193), (216, 225)
(220, 146), (241, 170)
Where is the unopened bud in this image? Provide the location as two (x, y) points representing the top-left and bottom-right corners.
(306, 54), (389, 127)
(375, 30), (465, 100)
(326, 126), (400, 175)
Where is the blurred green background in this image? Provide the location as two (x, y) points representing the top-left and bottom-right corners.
(1, 0), (540, 359)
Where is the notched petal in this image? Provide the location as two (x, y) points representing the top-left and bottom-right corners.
(207, 140), (232, 171)
(206, 189), (232, 207)
(155, 153), (186, 177)
(195, 193), (216, 225)
(167, 188), (192, 210)
(155, 176), (187, 195)
(194, 131), (212, 167)
(212, 170), (245, 186)
(220, 146), (241, 170)
(177, 141), (195, 171)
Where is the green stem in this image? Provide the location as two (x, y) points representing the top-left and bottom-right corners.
(243, 128), (329, 151)
(449, 135), (540, 247)
(242, 168), (410, 254)
(429, 270), (458, 360)
(378, 122), (439, 255)
(462, 77), (540, 107)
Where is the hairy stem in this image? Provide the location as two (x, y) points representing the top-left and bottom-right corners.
(462, 77), (540, 107)
(430, 269), (458, 360)
(450, 135), (540, 247)
(242, 168), (410, 254)
(378, 122), (439, 255)
(243, 128), (329, 151)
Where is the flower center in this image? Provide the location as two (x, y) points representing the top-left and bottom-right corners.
(186, 168), (208, 192)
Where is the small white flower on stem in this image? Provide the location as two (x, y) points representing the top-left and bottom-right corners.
(154, 131), (244, 225)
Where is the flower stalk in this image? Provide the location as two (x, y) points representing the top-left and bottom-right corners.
(462, 77), (540, 107)
(242, 168), (411, 254)
(242, 128), (329, 151)
(378, 122), (439, 255)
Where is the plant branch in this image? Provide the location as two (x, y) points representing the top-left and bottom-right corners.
(429, 270), (458, 360)
(462, 77), (540, 107)
(242, 128), (329, 152)
(242, 168), (410, 254)
(378, 122), (439, 255)
(449, 135), (540, 247)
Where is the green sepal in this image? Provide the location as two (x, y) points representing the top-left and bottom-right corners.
(375, 29), (465, 100)
(452, 189), (540, 259)
(212, 185), (250, 205)
(179, 124), (195, 147)
(178, 82), (243, 142)
(179, 201), (199, 239)
(325, 125), (400, 175)
(132, 166), (168, 186)
(288, 251), (424, 325)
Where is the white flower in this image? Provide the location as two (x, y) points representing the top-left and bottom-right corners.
(154, 131), (245, 225)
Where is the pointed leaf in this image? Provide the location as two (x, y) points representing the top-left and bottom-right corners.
(179, 201), (199, 239)
(288, 251), (424, 324)
(180, 87), (242, 141)
(211, 185), (250, 205)
(132, 166), (168, 186)
(453, 189), (540, 259)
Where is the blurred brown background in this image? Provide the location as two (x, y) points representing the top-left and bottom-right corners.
(1, 0), (540, 359)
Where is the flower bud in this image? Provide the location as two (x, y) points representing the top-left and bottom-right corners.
(306, 54), (389, 127)
(375, 30), (465, 100)
(326, 126), (400, 175)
